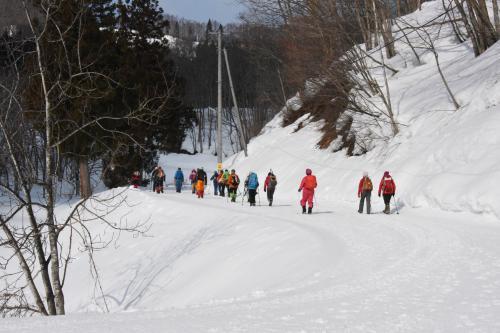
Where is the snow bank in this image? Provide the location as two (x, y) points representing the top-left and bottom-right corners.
(226, 1), (500, 219)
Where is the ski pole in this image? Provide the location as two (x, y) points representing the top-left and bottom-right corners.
(394, 194), (399, 215)
(241, 189), (247, 206)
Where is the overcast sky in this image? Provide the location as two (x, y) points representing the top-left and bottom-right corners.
(159, 0), (245, 24)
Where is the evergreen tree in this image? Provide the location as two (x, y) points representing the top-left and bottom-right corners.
(22, 0), (194, 191)
(102, 0), (194, 186)
(205, 19), (213, 40)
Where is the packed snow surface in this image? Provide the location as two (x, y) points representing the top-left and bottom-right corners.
(2, 188), (500, 332)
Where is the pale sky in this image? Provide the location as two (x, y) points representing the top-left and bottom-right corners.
(159, 0), (246, 24)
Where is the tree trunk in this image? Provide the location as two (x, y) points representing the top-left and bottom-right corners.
(0, 115), (57, 315)
(454, 0), (480, 56)
(1, 224), (48, 315)
(375, 0), (396, 58)
(198, 110), (204, 153)
(79, 156), (92, 199)
(493, 0), (500, 37)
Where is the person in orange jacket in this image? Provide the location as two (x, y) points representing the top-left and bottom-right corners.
(227, 169), (240, 202)
(378, 171), (396, 214)
(196, 168), (207, 198)
(357, 172), (373, 214)
(298, 168), (317, 214)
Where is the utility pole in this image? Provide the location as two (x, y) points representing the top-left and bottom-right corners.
(223, 48), (248, 157)
(217, 26), (223, 170)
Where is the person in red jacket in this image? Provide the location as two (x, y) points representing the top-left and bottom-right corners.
(298, 168), (317, 214)
(131, 171), (141, 188)
(357, 172), (373, 214)
(378, 171), (396, 214)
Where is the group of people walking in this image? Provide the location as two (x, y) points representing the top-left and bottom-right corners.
(357, 171), (397, 214)
(131, 166), (397, 215)
(208, 169), (244, 203)
(207, 169), (277, 206)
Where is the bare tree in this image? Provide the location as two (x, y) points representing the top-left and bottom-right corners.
(453, 0), (498, 56)
(0, 0), (159, 317)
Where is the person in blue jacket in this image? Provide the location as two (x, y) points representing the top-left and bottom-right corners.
(244, 172), (259, 207)
(210, 170), (219, 196)
(174, 168), (184, 193)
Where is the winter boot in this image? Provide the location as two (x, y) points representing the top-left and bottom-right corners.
(302, 206), (306, 214)
(384, 204), (390, 214)
(269, 200), (273, 207)
(308, 207), (312, 214)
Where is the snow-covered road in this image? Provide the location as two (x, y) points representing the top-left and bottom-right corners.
(3, 188), (500, 332)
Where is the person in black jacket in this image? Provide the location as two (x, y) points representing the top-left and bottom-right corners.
(195, 168), (208, 198)
(152, 166), (166, 194)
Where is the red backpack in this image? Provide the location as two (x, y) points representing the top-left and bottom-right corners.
(383, 177), (395, 194)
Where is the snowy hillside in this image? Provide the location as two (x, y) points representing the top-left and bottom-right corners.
(2, 1), (500, 332)
(228, 0), (500, 219)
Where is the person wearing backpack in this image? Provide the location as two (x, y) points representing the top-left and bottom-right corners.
(378, 171), (396, 214)
(218, 170), (229, 197)
(151, 166), (160, 192)
(357, 172), (373, 214)
(298, 168), (317, 214)
(264, 172), (278, 206)
(174, 168), (184, 193)
(195, 168), (208, 198)
(245, 172), (259, 206)
(227, 169), (240, 202)
(210, 170), (219, 196)
(153, 167), (166, 194)
(223, 169), (230, 196)
(189, 169), (197, 194)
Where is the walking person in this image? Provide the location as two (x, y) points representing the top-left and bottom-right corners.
(174, 168), (184, 193)
(245, 172), (259, 206)
(223, 169), (230, 196)
(218, 169), (229, 197)
(153, 167), (165, 194)
(227, 169), (240, 202)
(196, 168), (208, 198)
(378, 171), (396, 214)
(210, 171), (219, 196)
(151, 166), (159, 192)
(357, 172), (373, 214)
(131, 170), (141, 189)
(189, 169), (197, 194)
(264, 172), (278, 206)
(298, 168), (317, 214)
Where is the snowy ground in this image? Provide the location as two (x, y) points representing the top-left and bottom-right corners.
(2, 187), (500, 332)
